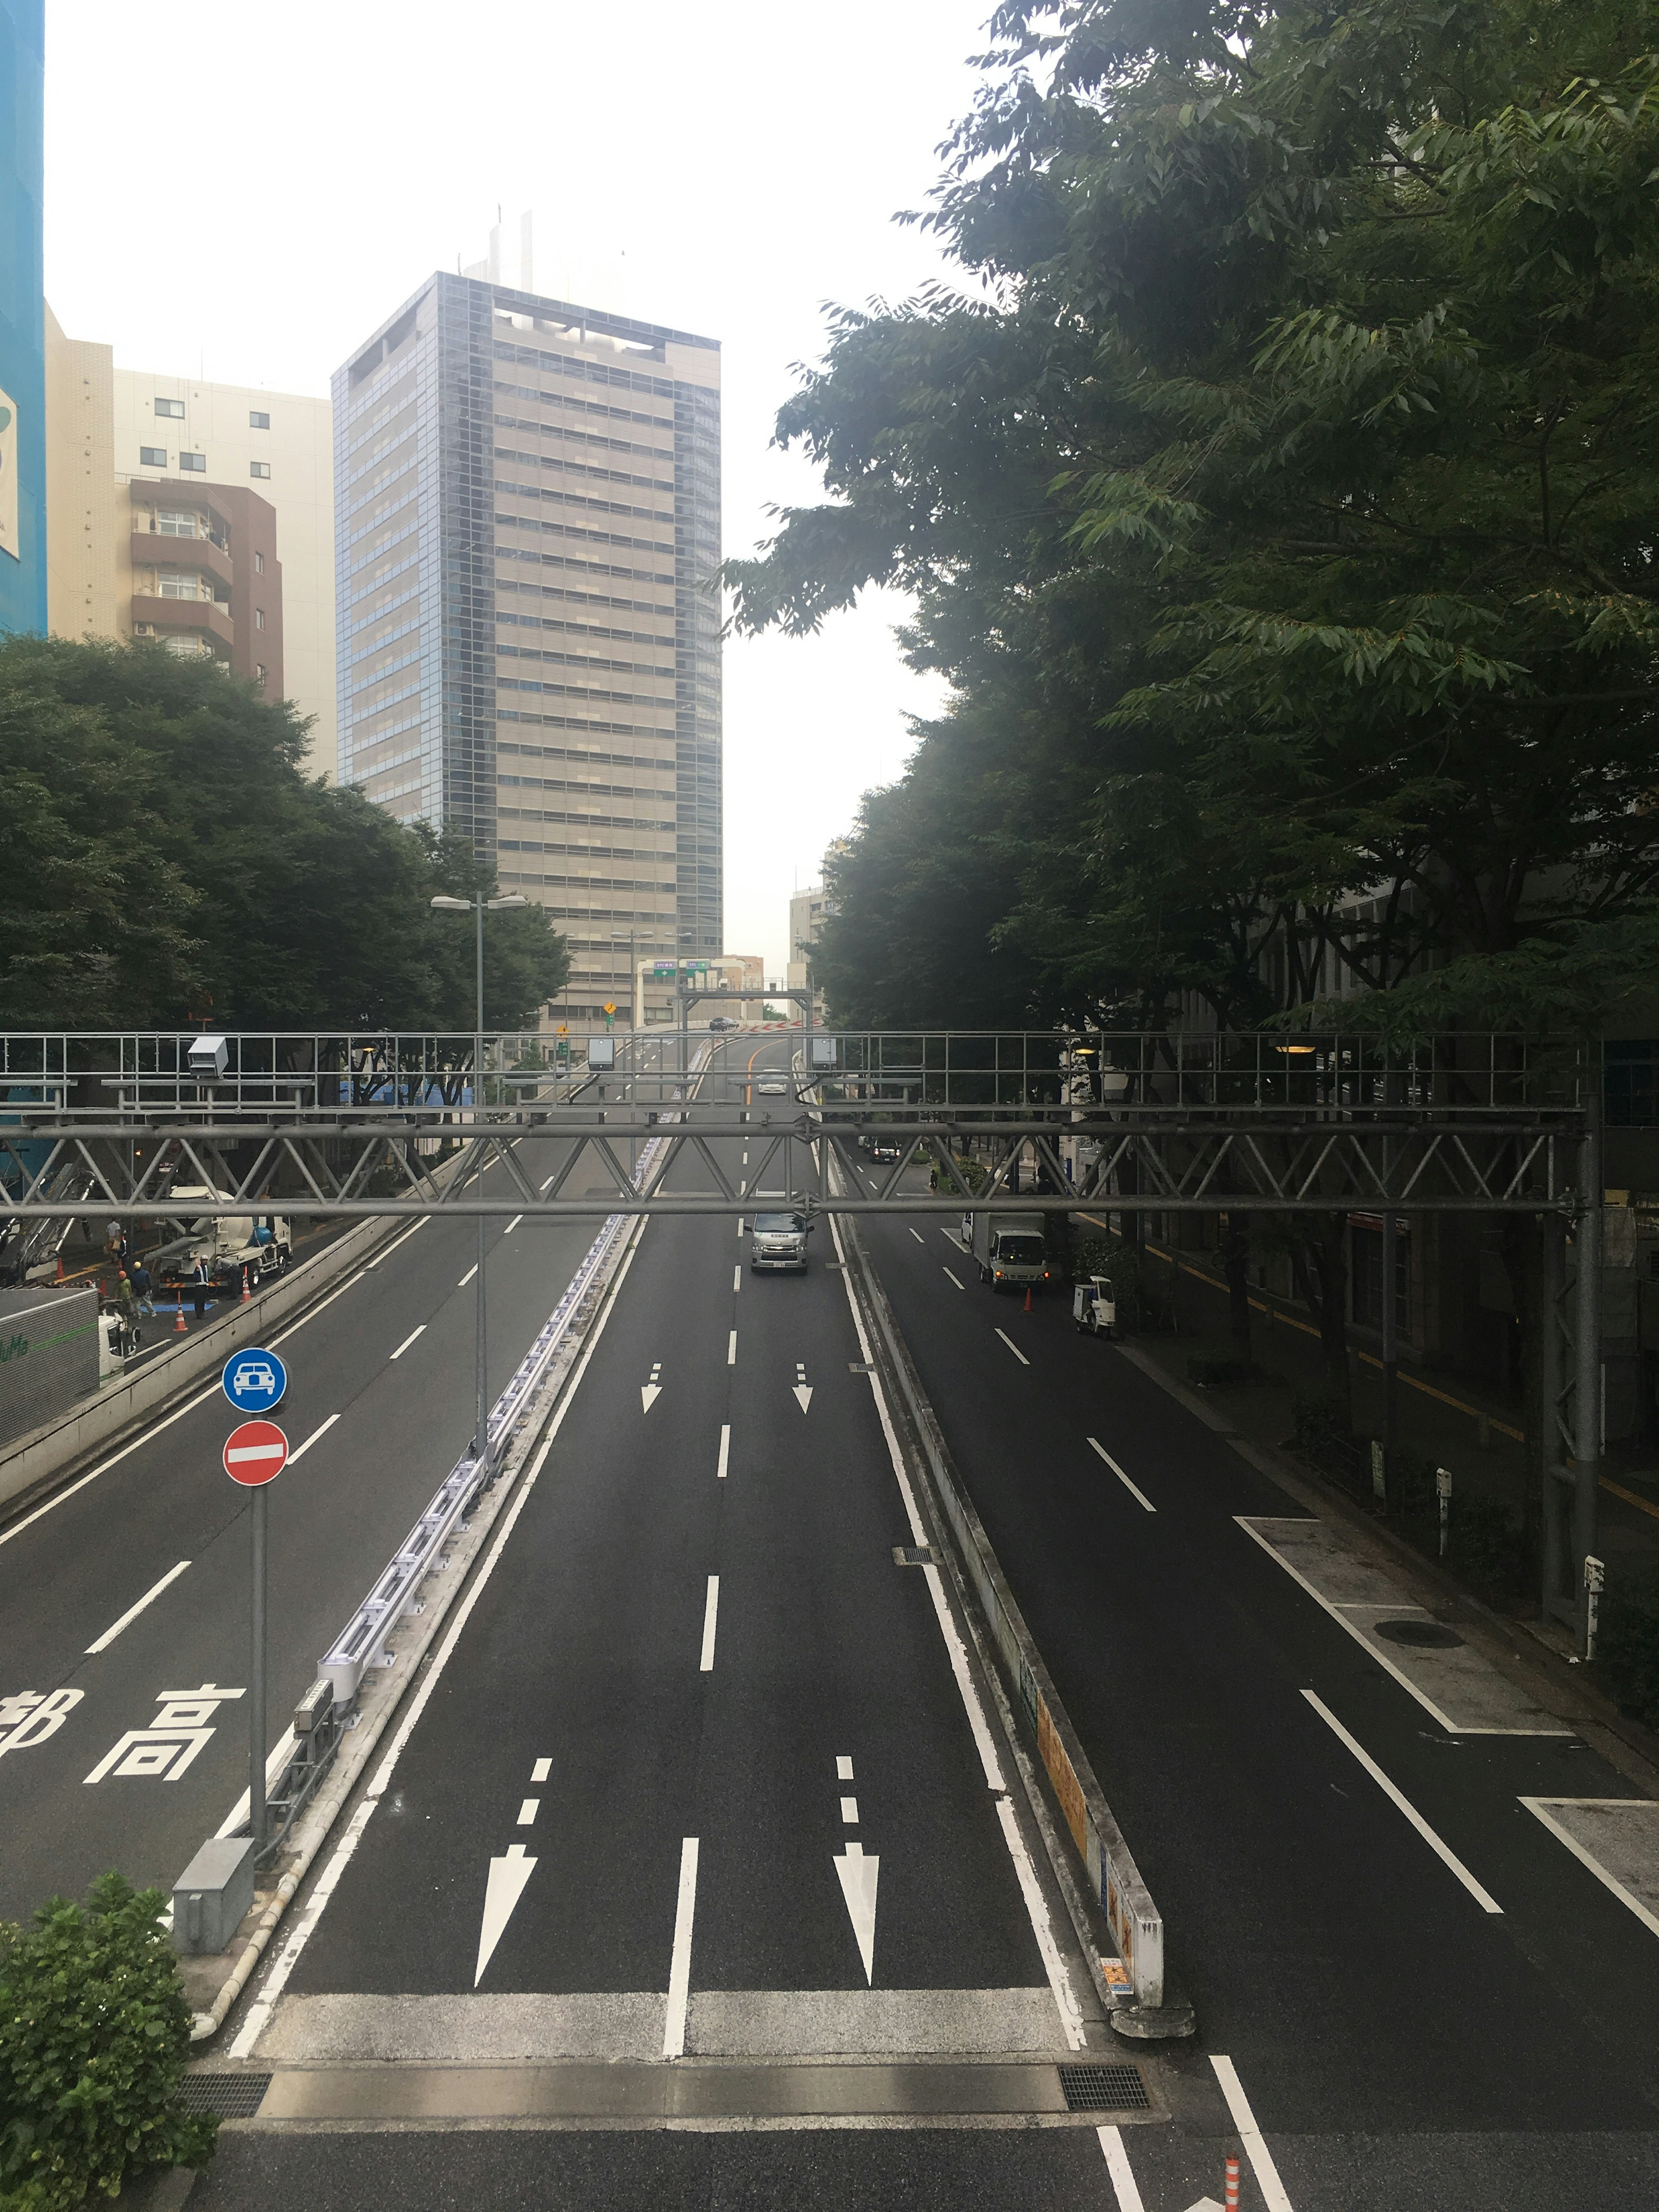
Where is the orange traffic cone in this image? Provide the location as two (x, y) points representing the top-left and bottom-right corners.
(1023, 1287), (1033, 1312)
(241, 1266), (252, 1302)
(173, 1300), (187, 1333)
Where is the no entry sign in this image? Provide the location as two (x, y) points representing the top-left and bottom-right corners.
(223, 1419), (289, 1486)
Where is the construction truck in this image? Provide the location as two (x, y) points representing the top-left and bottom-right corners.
(153, 1188), (293, 1297)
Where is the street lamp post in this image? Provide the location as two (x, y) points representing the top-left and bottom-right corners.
(432, 890), (528, 1468)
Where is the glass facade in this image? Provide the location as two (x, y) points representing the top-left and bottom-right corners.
(333, 275), (721, 1022)
(0, 0), (45, 637)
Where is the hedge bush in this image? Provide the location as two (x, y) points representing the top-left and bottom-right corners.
(0, 1873), (217, 2208)
(1599, 1576), (1659, 1733)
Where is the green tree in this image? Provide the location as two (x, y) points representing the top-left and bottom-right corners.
(0, 639), (569, 1028)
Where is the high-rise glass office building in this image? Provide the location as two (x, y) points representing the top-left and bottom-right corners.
(333, 275), (721, 1023)
(0, 0), (46, 637)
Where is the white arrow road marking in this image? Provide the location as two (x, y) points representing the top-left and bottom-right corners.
(834, 1840), (879, 1984)
(1087, 1437), (1156, 1513)
(716, 1425), (730, 1480)
(641, 1384), (661, 1412)
(86, 1560), (191, 1654)
(1210, 2056), (1295, 2211)
(474, 1843), (537, 1987)
(699, 1576), (720, 1670)
(792, 1384), (813, 1412)
(1097, 2126), (1147, 2212)
(664, 1837), (700, 2058)
(389, 1324), (426, 1360)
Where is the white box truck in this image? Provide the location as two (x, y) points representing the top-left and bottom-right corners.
(967, 1211), (1052, 1294)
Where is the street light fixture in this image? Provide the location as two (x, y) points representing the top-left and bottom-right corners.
(430, 889), (530, 1469)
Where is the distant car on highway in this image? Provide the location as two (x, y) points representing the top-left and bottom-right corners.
(756, 1077), (789, 1096)
(708, 1016), (737, 1031)
(748, 1204), (812, 1272)
(870, 1141), (901, 1163)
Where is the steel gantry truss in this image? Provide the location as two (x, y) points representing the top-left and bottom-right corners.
(1, 1027), (1606, 1646)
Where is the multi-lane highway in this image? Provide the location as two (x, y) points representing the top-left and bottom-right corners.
(10, 1033), (1659, 2209)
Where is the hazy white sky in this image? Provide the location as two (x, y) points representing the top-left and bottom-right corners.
(44, 1), (995, 973)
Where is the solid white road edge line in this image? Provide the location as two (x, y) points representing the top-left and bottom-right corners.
(85, 1559), (191, 1653)
(663, 1836), (700, 2059)
(699, 1576), (720, 1671)
(286, 1414), (340, 1467)
(1087, 1437), (1156, 1514)
(226, 1219), (652, 2060)
(716, 1425), (730, 1481)
(1302, 1689), (1503, 1913)
(1235, 1515), (1570, 1738)
(1210, 2055), (1295, 2212)
(1097, 2125), (1147, 2211)
(827, 1208), (1087, 2051)
(388, 1324), (427, 1360)
(1519, 1796), (1659, 1941)
(994, 1327), (1030, 1367)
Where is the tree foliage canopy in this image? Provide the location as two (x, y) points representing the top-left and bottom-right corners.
(731, 0), (1659, 1034)
(0, 640), (570, 1029)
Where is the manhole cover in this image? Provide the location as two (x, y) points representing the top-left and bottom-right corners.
(1374, 1618), (1465, 1649)
(1058, 2063), (1150, 2112)
(176, 2073), (270, 2118)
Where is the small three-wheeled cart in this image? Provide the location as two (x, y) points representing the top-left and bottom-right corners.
(1072, 1277), (1118, 1338)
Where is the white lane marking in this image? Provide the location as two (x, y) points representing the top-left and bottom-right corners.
(733, 1265), (741, 1293)
(727, 1329), (737, 1367)
(540, 1174), (556, 1193)
(699, 1576), (720, 1671)
(86, 1560), (191, 1653)
(663, 1837), (700, 2059)
(834, 1838), (879, 1984)
(287, 1414), (340, 1466)
(739, 1179), (747, 1196)
(1234, 1517), (1567, 1736)
(531, 1758), (552, 1783)
(836, 1754), (854, 1781)
(792, 1382), (813, 1412)
(516, 1798), (539, 1825)
(474, 1843), (537, 1987)
(1519, 1797), (1659, 1941)
(641, 1382), (662, 1413)
(1087, 1437), (1156, 1513)
(1097, 2126), (1147, 2212)
(1211, 2055), (1295, 2212)
(389, 1324), (427, 1360)
(716, 1425), (730, 1480)
(365, 1219), (428, 1268)
(1302, 1690), (1502, 1912)
(908, 1228), (925, 1244)
(840, 1796), (859, 1823)
(458, 1264), (478, 1286)
(943, 1268), (965, 1290)
(503, 1214), (522, 1235)
(994, 1327), (1030, 1366)
(229, 1217), (653, 2059)
(994, 1793), (1087, 2050)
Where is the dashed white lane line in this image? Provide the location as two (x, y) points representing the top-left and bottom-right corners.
(1211, 2055), (1296, 2211)
(516, 1798), (540, 1825)
(732, 1265), (741, 1293)
(840, 1796), (859, 1823)
(1087, 1437), (1156, 1513)
(1097, 2126), (1146, 2211)
(716, 1425), (730, 1481)
(1302, 1690), (1502, 1913)
(699, 1576), (720, 1670)
(502, 1214), (522, 1235)
(389, 1324), (427, 1360)
(943, 1268), (965, 1290)
(836, 1754), (854, 1781)
(727, 1329), (737, 1366)
(86, 1560), (191, 1653)
(994, 1327), (1030, 1366)
(458, 1264), (478, 1286)
(287, 1413), (340, 1466)
(540, 1174), (556, 1193)
(908, 1227), (925, 1244)
(531, 1758), (552, 1783)
(663, 1837), (700, 2059)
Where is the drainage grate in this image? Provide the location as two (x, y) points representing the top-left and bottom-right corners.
(893, 1545), (939, 1567)
(1375, 1618), (1465, 1649)
(1058, 2063), (1150, 2113)
(175, 2073), (271, 2119)
(848, 1361), (874, 1374)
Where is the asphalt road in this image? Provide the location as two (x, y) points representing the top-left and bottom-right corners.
(0, 1140), (606, 1919)
(854, 1173), (1659, 2209)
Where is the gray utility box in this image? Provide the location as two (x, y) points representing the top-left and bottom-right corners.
(0, 1285), (99, 1449)
(171, 1835), (257, 1955)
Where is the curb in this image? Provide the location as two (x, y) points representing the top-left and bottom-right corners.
(187, 1210), (648, 2042)
(831, 1190), (1193, 2040)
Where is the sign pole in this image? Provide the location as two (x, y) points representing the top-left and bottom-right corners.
(250, 1483), (267, 1855)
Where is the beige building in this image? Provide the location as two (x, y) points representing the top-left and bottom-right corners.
(43, 308), (336, 775)
(334, 271), (721, 1030)
(787, 880), (835, 1020)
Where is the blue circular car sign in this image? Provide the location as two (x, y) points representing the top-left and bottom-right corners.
(222, 1346), (286, 1414)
